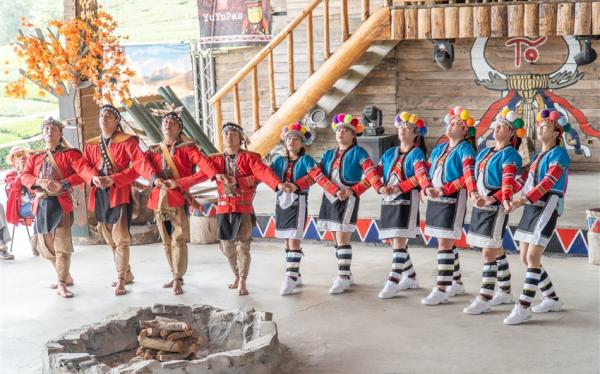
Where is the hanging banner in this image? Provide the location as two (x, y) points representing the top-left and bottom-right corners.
(197, 0), (271, 48)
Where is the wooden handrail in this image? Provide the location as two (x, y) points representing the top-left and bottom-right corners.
(209, 0), (377, 151)
(210, 0), (323, 104)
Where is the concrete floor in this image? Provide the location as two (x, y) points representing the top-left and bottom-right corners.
(1, 233), (599, 374)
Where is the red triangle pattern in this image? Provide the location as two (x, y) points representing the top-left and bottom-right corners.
(263, 216), (276, 238)
(419, 220), (431, 244)
(555, 228), (579, 253)
(454, 227), (469, 249)
(355, 218), (372, 241)
(322, 230), (335, 241)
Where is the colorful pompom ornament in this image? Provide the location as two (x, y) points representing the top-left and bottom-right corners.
(558, 116), (568, 126)
(467, 127), (476, 137)
(416, 118), (424, 128)
(356, 123), (364, 133)
(563, 123), (572, 133)
(305, 132), (312, 139)
(506, 111), (517, 122)
(444, 114), (451, 125)
(351, 118), (359, 126)
(400, 111), (411, 122)
(513, 118), (524, 129)
(419, 126), (427, 136)
(536, 112), (543, 122)
(500, 107), (510, 117)
(466, 118), (475, 127)
(408, 114), (417, 123)
(460, 110), (470, 121)
(453, 106), (462, 116)
(515, 128), (526, 138)
(344, 114), (353, 123)
(541, 109), (550, 118)
(292, 123), (301, 131)
(549, 111), (561, 121)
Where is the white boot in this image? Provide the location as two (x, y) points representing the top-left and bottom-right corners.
(329, 276), (351, 294)
(463, 297), (491, 315)
(280, 276), (299, 296)
(378, 280), (401, 299)
(503, 303), (532, 325)
(421, 287), (449, 305)
(532, 298), (563, 313)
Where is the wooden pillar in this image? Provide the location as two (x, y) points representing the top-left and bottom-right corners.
(444, 7), (458, 39)
(431, 7), (445, 39)
(524, 3), (538, 37)
(459, 6), (473, 38)
(574, 2), (592, 35)
(491, 5), (507, 38)
(538, 3), (556, 36)
(474, 6), (491, 37)
(405, 8), (418, 39)
(556, 3), (574, 36)
(417, 8), (431, 39)
(593, 2), (600, 35)
(507, 4), (523, 37)
(391, 9), (405, 40)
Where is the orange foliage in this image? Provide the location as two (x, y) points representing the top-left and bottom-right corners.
(5, 1), (134, 107)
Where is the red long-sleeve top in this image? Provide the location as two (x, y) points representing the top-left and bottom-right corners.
(83, 132), (156, 211)
(20, 147), (95, 214)
(144, 141), (218, 210)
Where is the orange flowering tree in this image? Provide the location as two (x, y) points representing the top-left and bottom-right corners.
(4, 2), (134, 107)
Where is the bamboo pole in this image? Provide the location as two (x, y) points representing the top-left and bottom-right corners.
(341, 0), (349, 41)
(307, 12), (314, 75)
(268, 52), (277, 113)
(252, 66), (259, 131)
(574, 2), (592, 35)
(556, 3), (574, 36)
(210, 0), (323, 104)
(215, 99), (223, 151)
(232, 84), (241, 126)
(324, 0), (330, 59)
(362, 0), (369, 21)
(288, 32), (295, 95)
(507, 4), (524, 37)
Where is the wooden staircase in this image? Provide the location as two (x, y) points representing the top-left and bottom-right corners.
(210, 0), (392, 157)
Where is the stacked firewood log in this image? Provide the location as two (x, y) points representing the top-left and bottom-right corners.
(136, 316), (205, 361)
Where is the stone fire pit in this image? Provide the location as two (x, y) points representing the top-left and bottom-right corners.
(43, 304), (288, 373)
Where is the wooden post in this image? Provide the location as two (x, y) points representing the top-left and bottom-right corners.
(574, 2), (592, 36)
(431, 7), (445, 39)
(214, 100), (223, 151)
(232, 84), (241, 126)
(324, 0), (330, 59)
(268, 52), (277, 113)
(556, 3), (574, 36)
(444, 6), (458, 39)
(524, 3), (538, 37)
(307, 12), (314, 75)
(459, 6), (473, 38)
(508, 4), (524, 37)
(287, 32), (295, 95)
(491, 5), (507, 38)
(251, 66), (259, 131)
(362, 0), (369, 21)
(474, 6), (491, 37)
(417, 8), (431, 39)
(341, 0), (349, 41)
(593, 2), (600, 35)
(391, 9), (405, 40)
(538, 3), (556, 36)
(405, 8), (418, 40)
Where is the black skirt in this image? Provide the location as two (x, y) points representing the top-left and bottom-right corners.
(35, 197), (64, 235)
(467, 203), (509, 248)
(218, 213), (256, 241)
(424, 190), (467, 240)
(514, 194), (560, 247)
(379, 189), (420, 239)
(275, 192), (308, 240)
(94, 187), (131, 227)
(317, 193), (359, 233)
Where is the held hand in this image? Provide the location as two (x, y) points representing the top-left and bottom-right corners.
(153, 178), (165, 188)
(510, 199), (524, 212)
(484, 196), (497, 207)
(163, 179), (178, 189)
(425, 187), (439, 199)
(215, 174), (229, 185)
(98, 176), (114, 189)
(37, 178), (51, 190)
(285, 182), (298, 193)
(470, 191), (481, 204)
(91, 176), (102, 188)
(336, 189), (348, 201)
(502, 199), (512, 213)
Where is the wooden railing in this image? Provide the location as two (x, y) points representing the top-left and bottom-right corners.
(209, 0), (379, 150)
